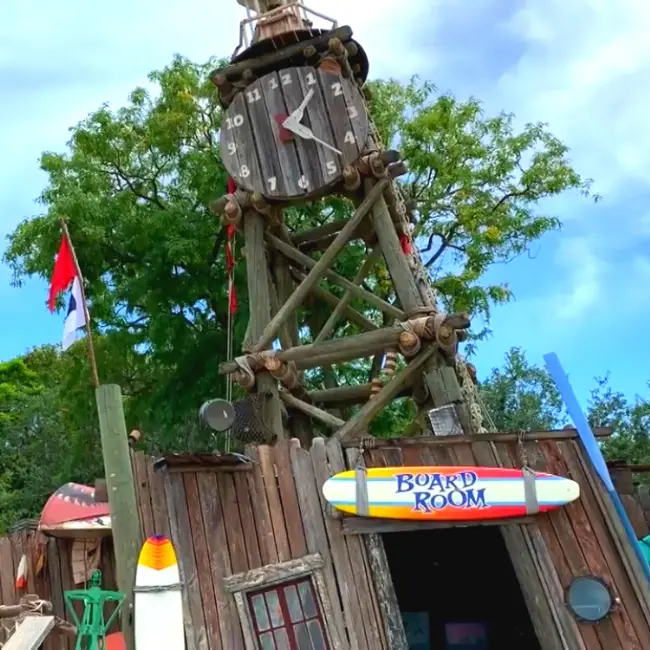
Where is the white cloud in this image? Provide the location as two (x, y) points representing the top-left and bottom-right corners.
(552, 237), (600, 321)
(498, 0), (650, 194)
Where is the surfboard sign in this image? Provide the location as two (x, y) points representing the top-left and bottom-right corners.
(135, 536), (185, 650)
(322, 466), (580, 521)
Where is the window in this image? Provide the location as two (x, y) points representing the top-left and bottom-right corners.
(248, 578), (330, 650)
(223, 553), (342, 650)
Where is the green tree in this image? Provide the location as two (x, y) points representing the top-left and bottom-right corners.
(590, 376), (650, 464)
(479, 347), (567, 431)
(4, 57), (591, 446)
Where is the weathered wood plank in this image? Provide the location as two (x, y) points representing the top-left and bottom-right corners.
(164, 471), (199, 650)
(196, 472), (244, 650)
(345, 427), (612, 447)
(146, 459), (171, 538)
(244, 74), (288, 198)
(560, 440), (650, 649)
(184, 474), (222, 650)
(310, 437), (364, 649)
(0, 536), (15, 605)
(217, 473), (249, 576)
(257, 71), (302, 197)
(45, 541), (66, 650)
(470, 439), (568, 650)
(317, 66), (363, 161)
(223, 554), (324, 593)
(272, 440), (308, 559)
(342, 515), (537, 535)
(233, 471), (262, 570)
(297, 67), (341, 186)
(134, 452), (155, 539)
(244, 445), (279, 567)
(224, 92), (263, 190)
(337, 445), (382, 649)
(564, 442), (650, 642)
(496, 441), (587, 650)
(257, 445), (291, 563)
(538, 441), (608, 649)
(289, 439), (346, 647)
(281, 67), (324, 193)
(3, 616), (55, 650)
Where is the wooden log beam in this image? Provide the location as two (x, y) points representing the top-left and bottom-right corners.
(279, 391), (345, 429)
(314, 248), (382, 344)
(244, 210), (284, 437)
(254, 179), (389, 352)
(334, 346), (438, 441)
(292, 218), (351, 245)
(267, 234), (404, 321)
(211, 26), (354, 82)
(292, 270), (377, 331)
(339, 426), (614, 448)
(343, 515), (536, 535)
(310, 383), (412, 405)
(221, 318), (432, 375)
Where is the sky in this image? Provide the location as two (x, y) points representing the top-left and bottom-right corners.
(1, 0), (649, 412)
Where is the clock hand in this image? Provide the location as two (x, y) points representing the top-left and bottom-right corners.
(283, 119), (343, 156)
(286, 89), (315, 124)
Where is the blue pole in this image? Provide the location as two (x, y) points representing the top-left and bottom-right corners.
(543, 352), (650, 584)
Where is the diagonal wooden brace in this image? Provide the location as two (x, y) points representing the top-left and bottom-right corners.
(254, 179), (389, 352)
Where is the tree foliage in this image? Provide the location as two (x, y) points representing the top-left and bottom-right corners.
(0, 56), (597, 526)
(3, 56), (591, 447)
(479, 348), (650, 464)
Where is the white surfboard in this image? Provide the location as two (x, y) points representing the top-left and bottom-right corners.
(135, 536), (185, 650)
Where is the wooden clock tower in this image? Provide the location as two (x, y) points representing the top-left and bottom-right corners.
(209, 0), (487, 447)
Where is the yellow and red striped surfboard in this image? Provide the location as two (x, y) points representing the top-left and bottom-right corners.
(134, 536), (185, 650)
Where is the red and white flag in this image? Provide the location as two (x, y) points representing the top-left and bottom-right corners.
(48, 234), (88, 350)
(15, 554), (27, 590)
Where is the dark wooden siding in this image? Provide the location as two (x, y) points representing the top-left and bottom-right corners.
(131, 439), (385, 650)
(360, 435), (650, 650)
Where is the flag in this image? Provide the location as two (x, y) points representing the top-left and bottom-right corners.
(62, 276), (87, 351)
(48, 235), (77, 311)
(15, 554), (27, 590)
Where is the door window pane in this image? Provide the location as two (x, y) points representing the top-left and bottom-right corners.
(298, 581), (317, 619)
(259, 631), (276, 650)
(273, 627), (292, 650)
(294, 622), (313, 650)
(284, 584), (304, 623)
(265, 589), (285, 628)
(251, 594), (271, 631)
(307, 620), (327, 650)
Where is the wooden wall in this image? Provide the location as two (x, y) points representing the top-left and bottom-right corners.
(0, 531), (117, 650)
(360, 434), (650, 650)
(132, 432), (650, 650)
(130, 439), (386, 650)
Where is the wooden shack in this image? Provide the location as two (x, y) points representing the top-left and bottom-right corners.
(129, 428), (650, 650)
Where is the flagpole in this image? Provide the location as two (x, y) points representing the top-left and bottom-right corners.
(60, 217), (100, 388)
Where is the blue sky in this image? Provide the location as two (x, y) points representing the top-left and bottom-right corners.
(1, 0), (649, 410)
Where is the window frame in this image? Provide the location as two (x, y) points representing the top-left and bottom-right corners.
(223, 553), (343, 650)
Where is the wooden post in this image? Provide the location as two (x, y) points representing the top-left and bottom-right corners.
(244, 210), (284, 438)
(95, 384), (141, 650)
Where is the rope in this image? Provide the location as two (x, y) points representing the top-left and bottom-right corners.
(517, 430), (539, 515)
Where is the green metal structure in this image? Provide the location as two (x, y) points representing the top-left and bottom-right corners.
(64, 570), (125, 650)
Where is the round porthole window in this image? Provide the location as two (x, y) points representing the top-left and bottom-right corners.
(566, 576), (614, 622)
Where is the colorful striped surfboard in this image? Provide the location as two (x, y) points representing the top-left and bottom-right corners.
(134, 536), (185, 650)
(322, 466), (580, 521)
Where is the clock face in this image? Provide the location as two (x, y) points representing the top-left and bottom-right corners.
(219, 66), (370, 200)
